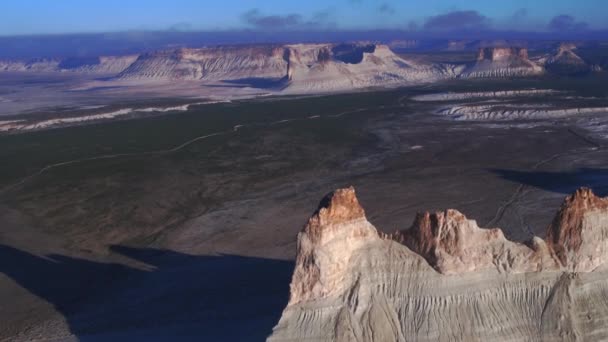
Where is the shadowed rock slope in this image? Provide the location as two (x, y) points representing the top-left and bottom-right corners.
(269, 187), (608, 341)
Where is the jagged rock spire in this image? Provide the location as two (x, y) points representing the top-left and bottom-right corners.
(288, 186), (608, 306)
(397, 209), (553, 274)
(304, 187), (366, 242)
(289, 187), (378, 305)
(546, 187), (608, 271)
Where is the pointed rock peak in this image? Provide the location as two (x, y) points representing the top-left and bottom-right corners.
(394, 209), (544, 274)
(290, 187), (376, 304)
(569, 187), (601, 203)
(396, 210), (470, 268)
(404, 209), (492, 252)
(309, 187), (365, 228)
(405, 209), (470, 252)
(546, 187), (608, 267)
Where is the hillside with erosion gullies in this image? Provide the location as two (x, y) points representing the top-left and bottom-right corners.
(116, 43), (461, 92)
(269, 187), (608, 341)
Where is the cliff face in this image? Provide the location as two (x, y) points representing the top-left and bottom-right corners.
(118, 46), (289, 81)
(2, 43), (559, 94)
(477, 47), (529, 61)
(116, 43), (456, 91)
(394, 209), (556, 274)
(461, 47), (544, 78)
(546, 188), (608, 271)
(269, 187), (608, 341)
(0, 55), (137, 74)
(289, 187), (379, 305)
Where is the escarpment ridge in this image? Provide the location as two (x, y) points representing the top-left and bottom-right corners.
(269, 187), (608, 341)
(301, 186), (607, 278)
(116, 43), (455, 92)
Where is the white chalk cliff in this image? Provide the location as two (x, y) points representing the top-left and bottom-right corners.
(0, 55), (138, 74)
(1, 44), (561, 96)
(117, 43), (460, 92)
(269, 187), (608, 341)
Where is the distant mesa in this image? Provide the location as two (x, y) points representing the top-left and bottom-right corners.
(116, 43), (456, 92)
(477, 46), (530, 62)
(0, 55), (138, 74)
(460, 46), (544, 78)
(0, 41), (603, 98)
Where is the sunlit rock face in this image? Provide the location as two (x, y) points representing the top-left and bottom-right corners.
(268, 187), (608, 342)
(478, 47), (529, 62)
(289, 187), (380, 305)
(0, 55), (137, 74)
(460, 46), (544, 78)
(116, 43), (457, 91)
(393, 209), (557, 274)
(546, 187), (608, 272)
(117, 46), (290, 81)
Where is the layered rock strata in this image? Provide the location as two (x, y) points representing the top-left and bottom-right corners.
(438, 104), (608, 121)
(269, 187), (608, 341)
(460, 47), (544, 78)
(117, 43), (458, 91)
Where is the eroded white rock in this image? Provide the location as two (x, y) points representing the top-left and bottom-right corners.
(269, 187), (608, 341)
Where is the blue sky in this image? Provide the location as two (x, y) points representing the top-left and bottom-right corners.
(1, 0), (606, 35)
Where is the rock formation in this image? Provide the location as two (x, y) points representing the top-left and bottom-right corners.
(118, 46), (289, 82)
(392, 209), (556, 274)
(545, 43), (591, 75)
(439, 104), (608, 121)
(289, 187), (380, 305)
(0, 55), (137, 74)
(268, 187), (608, 341)
(546, 188), (608, 271)
(2, 43), (566, 95)
(460, 47), (544, 78)
(117, 43), (458, 92)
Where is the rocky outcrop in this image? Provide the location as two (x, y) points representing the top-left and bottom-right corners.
(117, 43), (457, 91)
(0, 55), (137, 74)
(289, 187), (380, 305)
(412, 89), (561, 102)
(269, 187), (608, 341)
(118, 46), (289, 81)
(545, 43), (590, 75)
(438, 103), (608, 121)
(61, 55), (139, 74)
(0, 58), (60, 72)
(460, 47), (544, 78)
(393, 210), (556, 274)
(546, 188), (608, 271)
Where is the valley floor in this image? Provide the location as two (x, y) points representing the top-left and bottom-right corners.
(1, 78), (608, 340)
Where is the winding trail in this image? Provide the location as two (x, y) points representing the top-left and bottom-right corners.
(0, 107), (376, 195)
(484, 127), (605, 229)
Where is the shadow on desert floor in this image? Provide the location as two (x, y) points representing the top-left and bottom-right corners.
(0, 244), (293, 341)
(489, 167), (608, 196)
